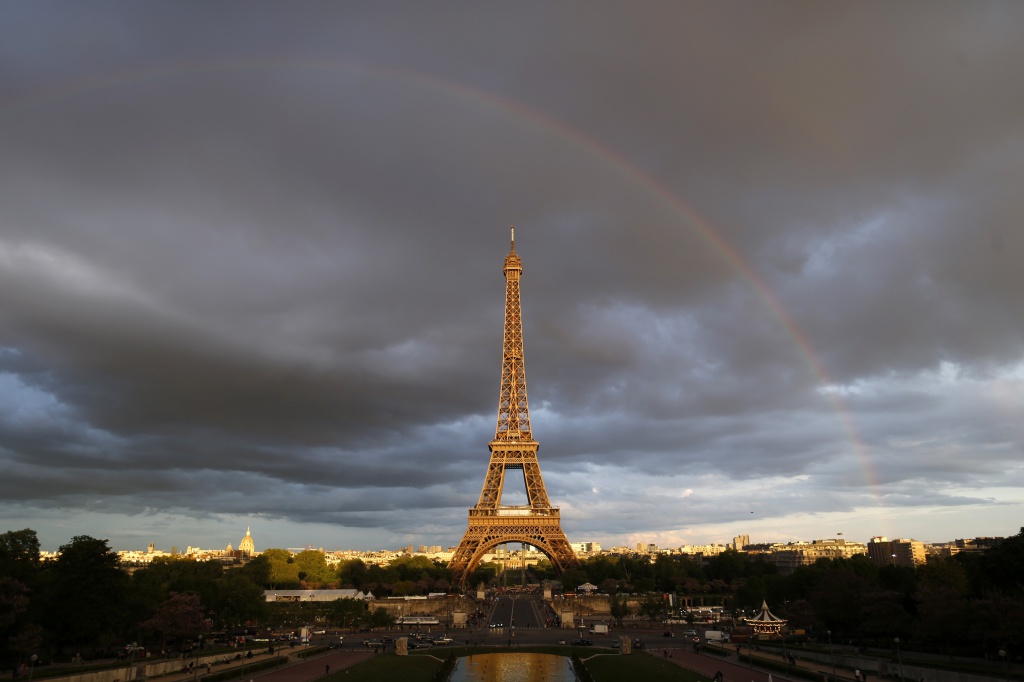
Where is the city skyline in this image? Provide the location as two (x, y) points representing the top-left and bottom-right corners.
(2, 5), (1023, 555)
(18, 522), (1013, 556)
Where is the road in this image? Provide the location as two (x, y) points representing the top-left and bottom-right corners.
(487, 596), (543, 630)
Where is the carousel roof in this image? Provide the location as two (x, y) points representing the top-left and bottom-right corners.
(745, 600), (787, 624)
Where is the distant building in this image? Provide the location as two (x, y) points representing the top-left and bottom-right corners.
(571, 541), (602, 555)
(678, 544), (729, 557)
(732, 534), (750, 551)
(929, 536), (1003, 558)
(867, 536), (926, 567)
(770, 539), (867, 573)
(265, 589), (374, 602)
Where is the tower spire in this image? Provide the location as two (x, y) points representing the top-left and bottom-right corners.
(496, 226), (529, 441)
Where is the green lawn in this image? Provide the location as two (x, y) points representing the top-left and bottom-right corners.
(586, 652), (711, 682)
(325, 654), (443, 681)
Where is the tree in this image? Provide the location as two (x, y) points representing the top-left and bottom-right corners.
(638, 594), (668, 622)
(609, 593), (632, 626)
(972, 527), (1024, 595)
(391, 581), (417, 596)
(293, 550), (333, 587)
(808, 567), (869, 636)
(139, 592), (210, 651)
(368, 607), (395, 629)
(558, 568), (587, 592)
(337, 559), (368, 588)
(856, 589), (913, 643)
(388, 555), (438, 582)
(0, 577), (29, 628)
(0, 530), (41, 666)
(210, 571), (268, 630)
(0, 529), (41, 584)
(328, 598), (368, 629)
(262, 548), (300, 589)
(42, 535), (130, 652)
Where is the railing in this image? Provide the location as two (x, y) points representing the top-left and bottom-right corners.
(469, 507), (560, 517)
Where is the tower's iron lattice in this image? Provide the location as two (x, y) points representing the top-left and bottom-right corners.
(448, 228), (579, 588)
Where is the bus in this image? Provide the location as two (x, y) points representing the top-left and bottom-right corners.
(398, 616), (440, 626)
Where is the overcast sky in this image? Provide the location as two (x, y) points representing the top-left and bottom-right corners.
(1, 2), (1021, 554)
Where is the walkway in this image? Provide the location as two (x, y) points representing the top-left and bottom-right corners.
(156, 649), (375, 682)
(652, 642), (851, 682)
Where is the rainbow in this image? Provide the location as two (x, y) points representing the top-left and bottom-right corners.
(1, 58), (882, 509)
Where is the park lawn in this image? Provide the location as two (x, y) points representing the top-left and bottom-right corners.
(415, 644), (596, 657)
(324, 654), (443, 681)
(585, 651), (711, 682)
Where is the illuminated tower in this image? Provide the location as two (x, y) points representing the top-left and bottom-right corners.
(448, 228), (578, 588)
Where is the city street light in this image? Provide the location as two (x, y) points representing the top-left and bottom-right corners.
(999, 650), (1008, 682)
(894, 637), (904, 682)
(28, 654), (38, 681)
(827, 630), (837, 682)
(193, 635), (203, 682)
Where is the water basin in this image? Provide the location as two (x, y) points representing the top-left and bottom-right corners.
(448, 652), (574, 681)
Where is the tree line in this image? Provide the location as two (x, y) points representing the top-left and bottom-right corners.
(556, 528), (1023, 659)
(2, 527), (1021, 667)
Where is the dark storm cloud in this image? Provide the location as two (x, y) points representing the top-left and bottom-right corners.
(1, 2), (1022, 551)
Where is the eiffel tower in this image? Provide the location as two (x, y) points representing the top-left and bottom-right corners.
(448, 228), (578, 588)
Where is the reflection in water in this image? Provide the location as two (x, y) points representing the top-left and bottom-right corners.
(448, 653), (575, 682)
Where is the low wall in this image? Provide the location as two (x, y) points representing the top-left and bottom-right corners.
(763, 648), (1007, 682)
(48, 666), (141, 682)
(374, 596), (475, 619)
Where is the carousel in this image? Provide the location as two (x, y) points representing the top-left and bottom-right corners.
(744, 600), (787, 638)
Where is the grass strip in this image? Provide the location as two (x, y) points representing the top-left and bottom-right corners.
(322, 655), (442, 682)
(585, 651), (710, 682)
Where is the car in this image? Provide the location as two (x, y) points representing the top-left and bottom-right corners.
(432, 636), (452, 645)
(557, 639), (566, 645)
(683, 629), (698, 637)
(662, 631), (675, 638)
(570, 639), (593, 646)
(313, 629), (326, 635)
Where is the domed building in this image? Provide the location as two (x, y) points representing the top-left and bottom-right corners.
(239, 527), (255, 556)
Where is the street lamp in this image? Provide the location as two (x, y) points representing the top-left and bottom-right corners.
(894, 637), (904, 682)
(782, 630), (790, 675)
(827, 630), (836, 682)
(28, 654), (38, 681)
(193, 635), (203, 682)
(999, 650), (1008, 682)
(125, 646), (137, 682)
